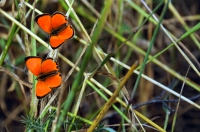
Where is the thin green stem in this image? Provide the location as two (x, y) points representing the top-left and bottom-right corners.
(0, 23), (19, 65)
(130, 0), (170, 100)
(55, 1), (113, 131)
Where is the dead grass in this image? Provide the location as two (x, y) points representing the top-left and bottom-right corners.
(0, 0), (200, 131)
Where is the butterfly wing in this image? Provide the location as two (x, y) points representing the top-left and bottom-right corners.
(51, 12), (68, 29)
(41, 58), (59, 74)
(49, 12), (74, 49)
(25, 56), (42, 76)
(35, 13), (52, 34)
(36, 58), (61, 99)
(36, 80), (52, 99)
(45, 73), (62, 88)
(36, 73), (61, 99)
(41, 58), (61, 87)
(49, 25), (74, 49)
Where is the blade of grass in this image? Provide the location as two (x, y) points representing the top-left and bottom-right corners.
(19, 2), (30, 56)
(89, 0), (164, 81)
(171, 66), (190, 132)
(60, 0), (92, 42)
(137, 21), (200, 71)
(0, 21), (19, 65)
(105, 22), (200, 90)
(55, 46), (200, 131)
(117, 1), (169, 131)
(67, 77), (88, 131)
(57, 36), (200, 110)
(56, 31), (200, 111)
(142, 0), (200, 76)
(39, 90), (59, 120)
(15, 0), (200, 111)
(0, 2), (39, 119)
(163, 104), (170, 130)
(88, 78), (166, 132)
(125, 0), (158, 25)
(28, 1), (38, 118)
(0, 8), (50, 50)
(55, 1), (113, 131)
(74, 2), (200, 91)
(88, 62), (138, 132)
(168, 2), (200, 49)
(131, 0), (169, 99)
(87, 79), (140, 131)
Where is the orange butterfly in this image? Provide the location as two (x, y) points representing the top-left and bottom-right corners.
(25, 56), (62, 99)
(35, 12), (74, 49)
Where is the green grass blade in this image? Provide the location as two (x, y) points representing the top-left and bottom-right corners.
(0, 22), (19, 65)
(55, 1), (114, 131)
(130, 0), (170, 99)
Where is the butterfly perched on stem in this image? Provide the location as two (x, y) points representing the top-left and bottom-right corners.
(25, 56), (62, 99)
(35, 12), (74, 49)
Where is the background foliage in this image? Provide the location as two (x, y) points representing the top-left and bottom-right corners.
(0, 0), (200, 131)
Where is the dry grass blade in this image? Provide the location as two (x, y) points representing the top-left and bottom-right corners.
(1, 1), (200, 131)
(0, 66), (32, 88)
(171, 66), (191, 132)
(141, 0), (200, 76)
(88, 62), (138, 132)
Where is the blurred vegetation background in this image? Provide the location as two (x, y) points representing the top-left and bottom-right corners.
(0, 0), (200, 131)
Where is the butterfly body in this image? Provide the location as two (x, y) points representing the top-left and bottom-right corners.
(50, 22), (67, 34)
(25, 56), (61, 99)
(36, 70), (59, 80)
(35, 12), (74, 49)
